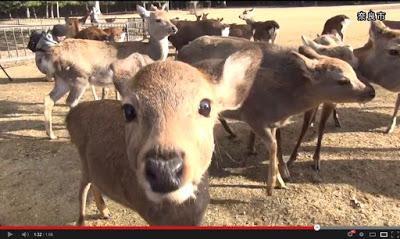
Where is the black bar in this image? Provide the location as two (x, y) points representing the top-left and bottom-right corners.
(2, 229), (400, 239)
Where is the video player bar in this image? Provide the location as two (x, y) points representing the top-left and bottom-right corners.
(1, 226), (399, 239)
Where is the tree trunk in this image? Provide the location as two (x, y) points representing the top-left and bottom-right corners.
(51, 2), (54, 18)
(46, 2), (49, 18)
(33, 8), (37, 18)
(26, 7), (30, 18)
(9, 12), (12, 19)
(95, 1), (101, 14)
(56, 1), (60, 18)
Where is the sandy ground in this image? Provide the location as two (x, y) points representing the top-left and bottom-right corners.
(0, 3), (400, 226)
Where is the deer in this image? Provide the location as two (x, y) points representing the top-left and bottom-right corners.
(66, 47), (263, 226)
(321, 14), (350, 41)
(307, 15), (351, 128)
(42, 4), (177, 140)
(238, 8), (280, 43)
(168, 18), (230, 51)
(177, 36), (375, 195)
(286, 20), (400, 169)
(380, 19), (400, 134)
(65, 19), (126, 43)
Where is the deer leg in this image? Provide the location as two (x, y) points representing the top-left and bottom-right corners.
(309, 106), (318, 128)
(77, 181), (91, 226)
(46, 73), (54, 82)
(247, 130), (257, 155)
(312, 103), (335, 171)
(332, 106), (341, 128)
(101, 87), (110, 100)
(252, 127), (286, 196)
(44, 77), (70, 140)
(218, 117), (237, 139)
(92, 185), (110, 219)
(287, 108), (316, 166)
(276, 128), (291, 180)
(115, 89), (120, 101)
(66, 84), (88, 108)
(90, 85), (99, 100)
(386, 93), (400, 134)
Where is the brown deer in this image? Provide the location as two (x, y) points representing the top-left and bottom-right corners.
(169, 18), (230, 51)
(321, 14), (350, 41)
(65, 13), (126, 43)
(177, 37), (375, 195)
(43, 5), (177, 140)
(287, 20), (400, 169)
(238, 8), (280, 43)
(66, 47), (263, 225)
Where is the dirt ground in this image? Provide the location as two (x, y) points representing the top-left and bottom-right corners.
(1, 3), (400, 226)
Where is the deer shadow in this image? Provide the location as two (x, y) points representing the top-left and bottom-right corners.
(0, 77), (47, 84)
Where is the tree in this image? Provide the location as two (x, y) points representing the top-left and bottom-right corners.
(0, 1), (22, 19)
(21, 1), (41, 18)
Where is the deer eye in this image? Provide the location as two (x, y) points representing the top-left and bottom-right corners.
(388, 49), (400, 56)
(198, 99), (211, 117)
(122, 104), (137, 122)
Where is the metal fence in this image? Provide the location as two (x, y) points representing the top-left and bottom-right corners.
(0, 17), (146, 65)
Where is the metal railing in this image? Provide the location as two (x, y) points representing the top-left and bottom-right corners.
(0, 17), (146, 65)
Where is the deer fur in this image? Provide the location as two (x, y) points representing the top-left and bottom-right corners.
(169, 18), (230, 51)
(43, 5), (177, 140)
(66, 48), (263, 225)
(177, 36), (375, 195)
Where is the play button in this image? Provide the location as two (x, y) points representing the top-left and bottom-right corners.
(7, 232), (13, 237)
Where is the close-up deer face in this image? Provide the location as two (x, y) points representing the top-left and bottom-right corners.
(365, 21), (400, 91)
(295, 46), (375, 104)
(120, 48), (262, 205)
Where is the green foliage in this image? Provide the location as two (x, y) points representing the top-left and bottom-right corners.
(21, 1), (42, 8)
(0, 1), (23, 13)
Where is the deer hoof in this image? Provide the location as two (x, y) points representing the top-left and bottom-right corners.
(385, 126), (395, 134)
(48, 133), (58, 140)
(76, 217), (85, 226)
(101, 209), (111, 219)
(266, 187), (273, 196)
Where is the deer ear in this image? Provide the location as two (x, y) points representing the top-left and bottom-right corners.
(215, 47), (263, 110)
(137, 5), (150, 18)
(161, 3), (168, 11)
(150, 4), (158, 11)
(369, 20), (390, 40)
(301, 35), (327, 51)
(290, 50), (318, 82)
(298, 45), (324, 60)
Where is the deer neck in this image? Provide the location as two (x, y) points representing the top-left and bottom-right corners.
(353, 40), (376, 83)
(245, 18), (255, 25)
(148, 36), (169, 61)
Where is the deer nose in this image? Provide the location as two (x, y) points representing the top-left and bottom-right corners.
(145, 153), (184, 193)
